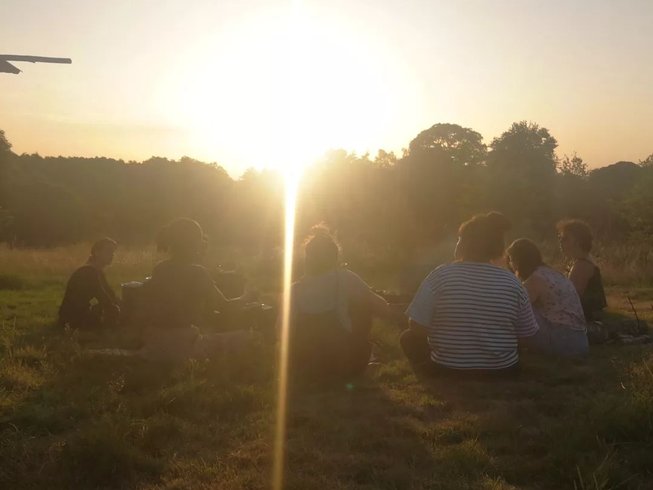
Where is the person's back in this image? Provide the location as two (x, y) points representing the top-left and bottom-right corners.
(291, 268), (382, 331)
(528, 266), (585, 328)
(506, 238), (589, 358)
(402, 212), (538, 377)
(145, 259), (215, 329)
(288, 226), (389, 382)
(408, 262), (534, 370)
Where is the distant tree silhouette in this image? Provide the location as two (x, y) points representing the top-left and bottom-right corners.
(485, 121), (558, 234)
(0, 124), (650, 251)
(639, 153), (653, 167)
(408, 123), (486, 167)
(559, 153), (588, 178)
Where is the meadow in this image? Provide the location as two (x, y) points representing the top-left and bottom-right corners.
(1, 244), (652, 489)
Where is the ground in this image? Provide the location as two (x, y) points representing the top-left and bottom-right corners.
(1, 258), (652, 489)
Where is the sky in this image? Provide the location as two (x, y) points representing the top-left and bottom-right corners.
(2, 0), (652, 177)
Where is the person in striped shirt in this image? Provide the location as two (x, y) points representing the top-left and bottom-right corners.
(402, 212), (539, 378)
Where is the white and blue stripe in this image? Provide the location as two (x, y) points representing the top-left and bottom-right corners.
(407, 262), (539, 370)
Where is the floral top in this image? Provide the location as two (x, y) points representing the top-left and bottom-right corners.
(527, 266), (586, 330)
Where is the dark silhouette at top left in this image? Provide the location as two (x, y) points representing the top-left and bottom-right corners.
(0, 54), (72, 74)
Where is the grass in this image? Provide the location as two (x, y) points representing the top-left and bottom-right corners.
(1, 246), (652, 489)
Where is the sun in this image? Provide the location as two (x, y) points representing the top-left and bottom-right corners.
(160, 3), (411, 176)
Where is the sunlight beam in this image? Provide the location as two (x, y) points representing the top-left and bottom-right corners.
(272, 3), (309, 489)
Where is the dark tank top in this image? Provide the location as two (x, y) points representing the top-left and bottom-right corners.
(577, 258), (607, 321)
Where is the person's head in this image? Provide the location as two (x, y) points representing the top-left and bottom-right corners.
(89, 237), (117, 268)
(506, 238), (545, 280)
(557, 219), (593, 258)
(455, 212), (511, 263)
(303, 224), (340, 276)
(157, 218), (206, 261)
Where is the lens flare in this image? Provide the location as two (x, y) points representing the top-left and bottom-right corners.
(272, 3), (309, 489)
(272, 170), (299, 490)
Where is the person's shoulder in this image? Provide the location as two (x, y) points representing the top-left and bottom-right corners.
(429, 262), (455, 275)
(574, 258), (597, 272)
(529, 265), (548, 280)
(340, 268), (366, 283)
(474, 263), (521, 285)
(188, 263), (213, 282)
(70, 264), (99, 279)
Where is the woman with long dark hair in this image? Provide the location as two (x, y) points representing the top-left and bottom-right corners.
(506, 238), (588, 357)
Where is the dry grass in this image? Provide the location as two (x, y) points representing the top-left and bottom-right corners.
(1, 246), (653, 489)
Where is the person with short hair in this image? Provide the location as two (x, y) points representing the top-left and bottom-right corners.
(289, 224), (390, 382)
(556, 219), (606, 321)
(506, 238), (588, 357)
(401, 212), (539, 378)
(140, 218), (255, 361)
(58, 238), (120, 329)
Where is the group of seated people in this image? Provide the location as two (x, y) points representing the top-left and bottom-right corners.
(58, 213), (607, 380)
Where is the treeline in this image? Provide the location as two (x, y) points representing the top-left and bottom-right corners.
(1, 122), (652, 253)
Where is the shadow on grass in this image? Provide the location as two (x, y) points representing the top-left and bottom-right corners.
(404, 347), (653, 490)
(0, 319), (279, 489)
(2, 310), (652, 490)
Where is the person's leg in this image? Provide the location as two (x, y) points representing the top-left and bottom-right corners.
(523, 311), (588, 358)
(400, 328), (432, 367)
(548, 326), (589, 358)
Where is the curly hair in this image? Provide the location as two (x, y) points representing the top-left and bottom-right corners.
(557, 219), (593, 253)
(457, 212), (511, 262)
(303, 223), (341, 275)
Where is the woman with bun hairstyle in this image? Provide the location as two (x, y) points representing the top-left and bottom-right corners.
(140, 218), (253, 361)
(289, 224), (390, 382)
(402, 212), (539, 378)
(506, 238), (588, 357)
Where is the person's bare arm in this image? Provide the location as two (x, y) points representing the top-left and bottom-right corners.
(366, 289), (391, 317)
(209, 285), (258, 313)
(568, 260), (594, 296)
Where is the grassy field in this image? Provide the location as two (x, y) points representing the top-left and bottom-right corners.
(1, 246), (652, 489)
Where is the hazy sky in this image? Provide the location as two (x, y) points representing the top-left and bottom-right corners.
(2, 0), (652, 176)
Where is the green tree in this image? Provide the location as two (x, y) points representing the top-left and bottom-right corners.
(485, 121), (558, 233)
(639, 153), (653, 167)
(559, 153), (588, 178)
(408, 123), (486, 167)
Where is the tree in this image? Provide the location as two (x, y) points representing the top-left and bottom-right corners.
(0, 130), (11, 154)
(487, 121), (557, 174)
(559, 153), (588, 178)
(408, 123), (486, 167)
(639, 153), (653, 167)
(485, 121), (559, 233)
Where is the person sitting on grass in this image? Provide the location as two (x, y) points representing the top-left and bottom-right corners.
(58, 238), (121, 329)
(556, 219), (607, 322)
(506, 238), (589, 358)
(289, 225), (390, 383)
(139, 218), (255, 361)
(401, 212), (539, 378)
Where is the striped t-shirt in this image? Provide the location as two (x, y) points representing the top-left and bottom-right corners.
(406, 262), (539, 370)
